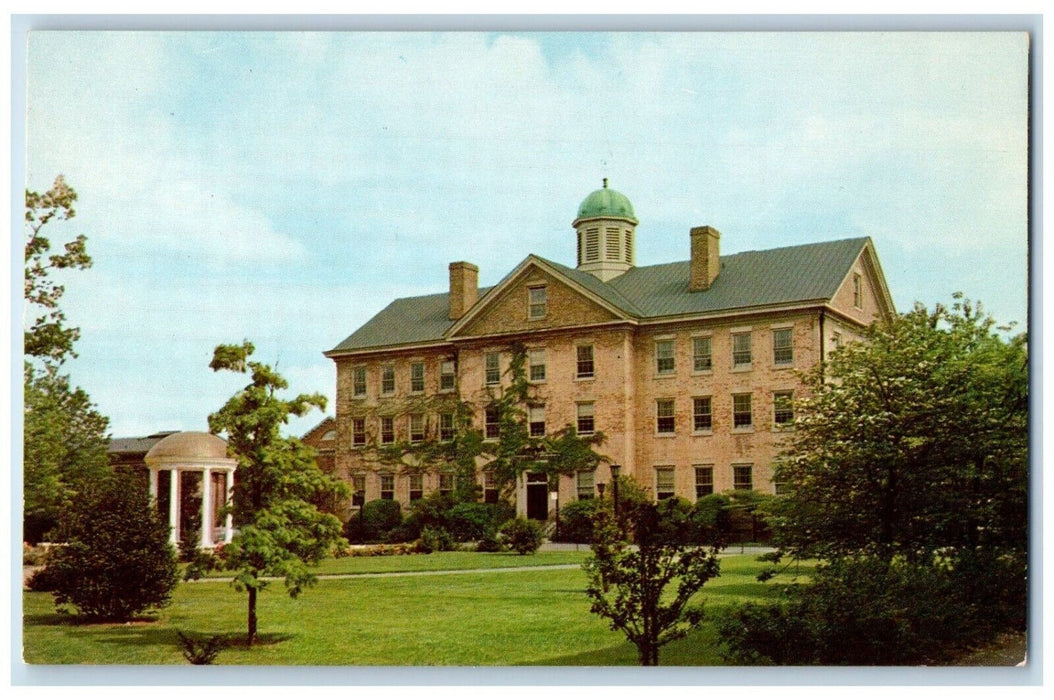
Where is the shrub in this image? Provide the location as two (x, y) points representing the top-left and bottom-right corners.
(553, 499), (599, 543)
(25, 562), (62, 592)
(500, 518), (544, 555)
(475, 532), (505, 552)
(690, 494), (732, 546)
(446, 502), (493, 542)
(176, 631), (226, 665)
(42, 472), (179, 621)
(346, 499), (403, 542)
(415, 526), (456, 553)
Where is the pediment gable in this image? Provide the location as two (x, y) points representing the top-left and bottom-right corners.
(829, 242), (896, 324)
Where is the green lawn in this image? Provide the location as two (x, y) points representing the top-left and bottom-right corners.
(22, 553), (808, 666)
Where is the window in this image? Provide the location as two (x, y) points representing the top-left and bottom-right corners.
(351, 418), (366, 447)
(732, 332), (752, 368)
(352, 366), (367, 397)
(439, 472), (454, 496)
(774, 480), (790, 495)
(381, 365), (395, 395)
(409, 473), (423, 501)
(380, 416), (395, 444)
(656, 399), (675, 434)
(529, 406), (546, 437)
(694, 466), (714, 499)
(693, 397), (712, 432)
(484, 471), (500, 504)
(773, 328), (793, 365)
(655, 466), (676, 500)
(655, 339), (675, 375)
(351, 474), (366, 507)
(439, 413), (455, 441)
(576, 402), (595, 436)
(576, 344), (595, 379)
(577, 470), (595, 500)
(733, 393), (753, 429)
(528, 286), (547, 319)
(773, 391), (794, 427)
(693, 336), (712, 372)
(832, 332), (842, 349)
(485, 405), (501, 440)
(409, 413), (425, 443)
(485, 352), (501, 385)
(853, 273), (862, 308)
(733, 465), (753, 491)
(585, 227), (599, 262)
(410, 362), (425, 393)
(439, 360), (456, 391)
(380, 473), (395, 500)
(529, 348), (546, 382)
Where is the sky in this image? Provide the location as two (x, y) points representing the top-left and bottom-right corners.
(23, 30), (1030, 439)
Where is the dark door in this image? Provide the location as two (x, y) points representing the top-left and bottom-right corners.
(526, 472), (549, 520)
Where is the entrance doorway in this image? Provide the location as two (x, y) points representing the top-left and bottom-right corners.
(526, 472), (549, 520)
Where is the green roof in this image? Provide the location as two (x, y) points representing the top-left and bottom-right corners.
(327, 237), (871, 354)
(575, 181), (637, 223)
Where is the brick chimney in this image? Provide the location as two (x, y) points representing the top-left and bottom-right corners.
(448, 261), (479, 320)
(689, 226), (721, 292)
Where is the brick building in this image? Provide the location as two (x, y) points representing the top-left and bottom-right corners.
(324, 182), (895, 520)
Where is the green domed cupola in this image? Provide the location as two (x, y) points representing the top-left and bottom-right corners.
(572, 178), (638, 281)
(575, 178), (639, 224)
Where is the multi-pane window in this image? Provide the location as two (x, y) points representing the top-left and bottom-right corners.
(410, 362), (425, 393)
(772, 328), (793, 365)
(351, 474), (366, 507)
(529, 348), (546, 381)
(832, 332), (842, 349)
(693, 336), (712, 372)
(381, 365), (396, 394)
(409, 473), (424, 501)
(528, 286), (547, 319)
(577, 470), (595, 500)
(774, 480), (789, 495)
(656, 399), (676, 434)
(655, 339), (675, 375)
(576, 344), (595, 379)
(693, 397), (713, 432)
(409, 414), (425, 443)
(773, 391), (794, 426)
(576, 402), (595, 436)
(529, 406), (546, 437)
(485, 352), (501, 385)
(439, 472), (455, 496)
(853, 273), (862, 308)
(439, 360), (456, 391)
(733, 465), (753, 491)
(352, 366), (367, 397)
(351, 418), (366, 447)
(732, 332), (752, 368)
(380, 416), (395, 444)
(655, 466), (676, 500)
(380, 473), (395, 500)
(733, 393), (753, 429)
(694, 466), (714, 499)
(439, 413), (455, 441)
(484, 471), (499, 504)
(485, 405), (501, 440)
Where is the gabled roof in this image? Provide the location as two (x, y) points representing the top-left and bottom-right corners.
(326, 237), (874, 354)
(108, 431), (180, 455)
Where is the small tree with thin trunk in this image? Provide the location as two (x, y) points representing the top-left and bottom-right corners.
(584, 501), (722, 665)
(190, 340), (348, 647)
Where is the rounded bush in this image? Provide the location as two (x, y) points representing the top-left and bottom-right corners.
(500, 517), (544, 555)
(347, 499), (402, 542)
(553, 499), (600, 543)
(446, 502), (493, 542)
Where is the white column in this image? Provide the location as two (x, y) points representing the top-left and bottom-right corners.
(148, 468), (158, 501)
(168, 469), (180, 545)
(200, 468), (213, 548)
(224, 470), (234, 544)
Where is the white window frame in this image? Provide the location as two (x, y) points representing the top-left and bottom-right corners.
(528, 348), (547, 382)
(576, 470), (595, 500)
(529, 405), (546, 437)
(733, 393), (753, 430)
(381, 364), (396, 395)
(773, 391), (794, 428)
(528, 286), (547, 320)
(439, 360), (456, 392)
(772, 327), (794, 366)
(576, 401), (595, 436)
(733, 464), (753, 491)
(692, 396), (713, 433)
(409, 413), (425, 443)
(380, 416), (395, 444)
(694, 465), (714, 499)
(410, 361), (425, 393)
(655, 339), (676, 376)
(484, 352), (501, 385)
(352, 366), (367, 398)
(692, 335), (712, 373)
(656, 398), (676, 435)
(351, 417), (366, 447)
(732, 331), (752, 369)
(655, 466), (676, 501)
(576, 344), (595, 379)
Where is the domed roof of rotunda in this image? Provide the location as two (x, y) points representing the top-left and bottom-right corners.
(574, 178), (638, 224)
(145, 431), (230, 463)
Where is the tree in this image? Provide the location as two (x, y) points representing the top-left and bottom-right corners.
(22, 176), (110, 542)
(195, 340), (349, 646)
(584, 502), (722, 665)
(770, 296), (1028, 562)
(41, 471), (178, 621)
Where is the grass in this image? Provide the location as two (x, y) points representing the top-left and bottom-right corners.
(23, 553), (807, 666)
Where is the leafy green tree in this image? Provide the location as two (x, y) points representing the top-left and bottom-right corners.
(22, 176), (110, 542)
(771, 296), (1028, 562)
(194, 340), (349, 646)
(42, 471), (178, 621)
(584, 503), (722, 665)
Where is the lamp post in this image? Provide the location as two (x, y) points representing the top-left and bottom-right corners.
(610, 464), (621, 521)
(550, 490), (560, 538)
(597, 482), (606, 498)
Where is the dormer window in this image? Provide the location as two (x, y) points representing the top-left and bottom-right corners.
(528, 286), (547, 319)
